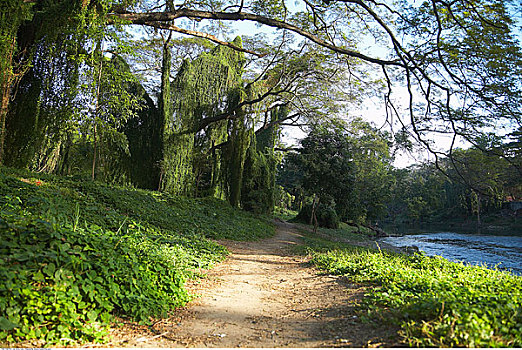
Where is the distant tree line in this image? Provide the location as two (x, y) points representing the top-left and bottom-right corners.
(277, 125), (522, 229)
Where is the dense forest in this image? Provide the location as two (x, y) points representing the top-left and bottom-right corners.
(1, 0), (522, 346)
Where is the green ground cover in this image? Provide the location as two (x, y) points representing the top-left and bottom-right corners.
(301, 232), (522, 347)
(0, 168), (274, 346)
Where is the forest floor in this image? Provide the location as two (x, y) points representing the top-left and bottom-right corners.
(102, 220), (401, 348)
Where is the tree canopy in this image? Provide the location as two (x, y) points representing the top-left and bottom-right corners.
(1, 0), (521, 214)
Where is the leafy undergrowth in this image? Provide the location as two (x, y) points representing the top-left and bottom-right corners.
(0, 167), (274, 346)
(292, 223), (372, 254)
(315, 222), (373, 241)
(273, 206), (298, 221)
(304, 235), (522, 347)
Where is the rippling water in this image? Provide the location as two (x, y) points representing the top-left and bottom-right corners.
(380, 232), (522, 275)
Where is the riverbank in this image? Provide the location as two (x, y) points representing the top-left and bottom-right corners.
(303, 229), (522, 347)
(382, 214), (522, 237)
(381, 232), (522, 275)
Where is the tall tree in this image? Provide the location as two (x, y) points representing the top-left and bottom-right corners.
(0, 0), (33, 164)
(160, 37), (246, 196)
(107, 0), (522, 153)
(297, 125), (358, 221)
(346, 118), (394, 223)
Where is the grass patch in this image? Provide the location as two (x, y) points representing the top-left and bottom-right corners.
(292, 222), (373, 256)
(303, 234), (522, 347)
(273, 206), (298, 221)
(0, 167), (274, 346)
(315, 222), (373, 241)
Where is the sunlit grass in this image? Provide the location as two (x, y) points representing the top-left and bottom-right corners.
(303, 234), (522, 347)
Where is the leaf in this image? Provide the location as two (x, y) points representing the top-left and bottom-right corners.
(87, 310), (98, 322)
(43, 262), (56, 276)
(0, 317), (19, 331)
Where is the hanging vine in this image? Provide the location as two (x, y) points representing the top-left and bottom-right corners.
(161, 36), (246, 196)
(240, 105), (286, 213)
(4, 28), (82, 170)
(224, 88), (251, 207)
(0, 0), (33, 165)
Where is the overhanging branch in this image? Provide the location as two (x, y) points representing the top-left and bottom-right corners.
(147, 21), (266, 57)
(109, 9), (403, 66)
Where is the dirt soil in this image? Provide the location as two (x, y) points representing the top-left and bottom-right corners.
(101, 221), (401, 348)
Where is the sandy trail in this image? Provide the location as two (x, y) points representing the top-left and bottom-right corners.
(110, 221), (399, 348)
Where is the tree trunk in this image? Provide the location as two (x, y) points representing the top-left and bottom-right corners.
(159, 32), (172, 126)
(0, 79), (11, 165)
(476, 193), (482, 234)
(91, 46), (104, 181)
(158, 32), (172, 191)
(310, 195), (319, 234)
(92, 120), (97, 180)
(0, 36), (16, 165)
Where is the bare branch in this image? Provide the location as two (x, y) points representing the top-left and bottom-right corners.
(147, 21), (266, 57)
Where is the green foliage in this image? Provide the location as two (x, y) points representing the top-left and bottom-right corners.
(225, 111), (251, 207)
(0, 167), (273, 345)
(404, 0), (522, 126)
(2, 0), (146, 181)
(294, 202), (340, 229)
(241, 146), (276, 214)
(279, 119), (394, 224)
(0, 0), (32, 85)
(120, 74), (162, 190)
(387, 165), (447, 226)
(273, 206), (298, 221)
(241, 124), (279, 214)
(4, 20), (82, 170)
(385, 143), (521, 232)
(162, 37), (246, 196)
(348, 118), (394, 222)
(277, 152), (305, 210)
(298, 125), (357, 221)
(308, 245), (522, 347)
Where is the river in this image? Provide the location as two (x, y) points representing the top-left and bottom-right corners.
(380, 232), (522, 275)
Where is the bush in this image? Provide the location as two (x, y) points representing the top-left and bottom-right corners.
(293, 202), (340, 229)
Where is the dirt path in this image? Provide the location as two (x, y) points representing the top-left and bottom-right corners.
(109, 221), (400, 348)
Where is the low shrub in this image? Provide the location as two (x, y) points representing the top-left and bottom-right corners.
(293, 202), (340, 229)
(309, 244), (522, 347)
(0, 168), (273, 346)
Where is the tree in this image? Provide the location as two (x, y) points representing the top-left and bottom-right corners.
(445, 147), (509, 230)
(388, 164), (447, 226)
(6, 0), (520, 165)
(0, 0), (86, 166)
(279, 119), (395, 225)
(2, 0), (521, 211)
(345, 118), (394, 222)
(293, 125), (357, 224)
(106, 0), (522, 156)
(0, 0), (33, 164)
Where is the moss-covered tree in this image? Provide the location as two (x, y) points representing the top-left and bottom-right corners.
(240, 105), (285, 214)
(161, 37), (246, 196)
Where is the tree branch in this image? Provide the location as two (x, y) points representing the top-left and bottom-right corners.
(109, 9), (403, 67)
(147, 21), (266, 57)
